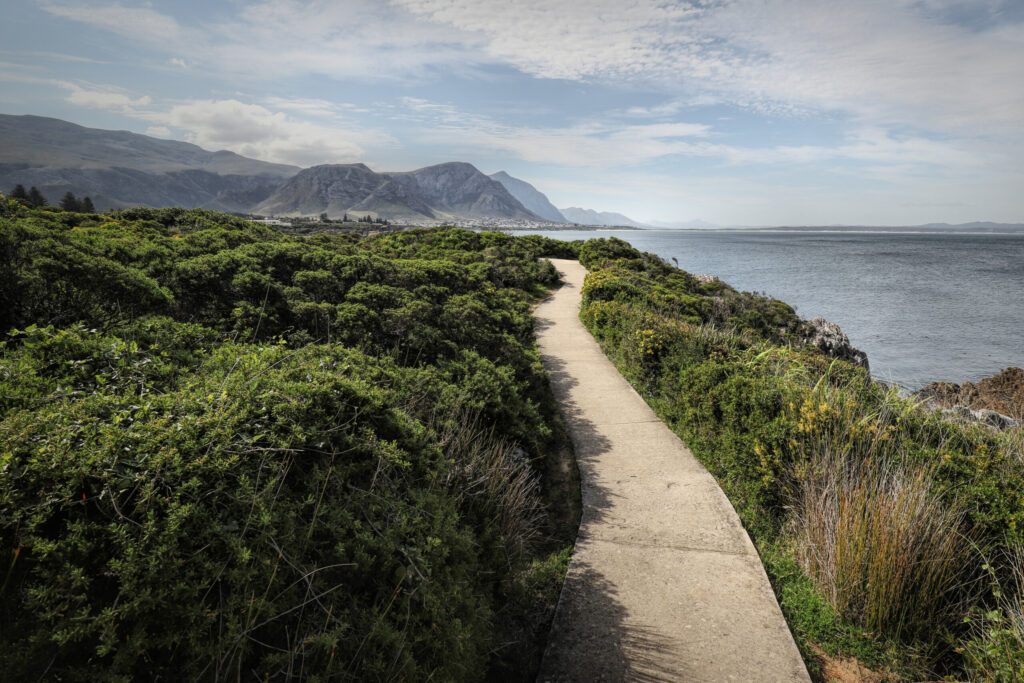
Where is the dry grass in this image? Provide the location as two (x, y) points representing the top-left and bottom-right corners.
(791, 448), (976, 644)
(785, 375), (979, 646)
(438, 416), (545, 562)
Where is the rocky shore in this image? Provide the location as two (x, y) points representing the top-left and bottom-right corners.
(918, 367), (1024, 429)
(800, 317), (870, 371)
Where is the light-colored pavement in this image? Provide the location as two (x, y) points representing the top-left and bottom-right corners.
(535, 259), (809, 683)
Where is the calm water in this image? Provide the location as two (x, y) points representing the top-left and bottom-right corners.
(523, 229), (1024, 389)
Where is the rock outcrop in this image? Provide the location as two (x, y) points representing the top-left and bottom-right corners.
(801, 317), (870, 370)
(918, 367), (1024, 427)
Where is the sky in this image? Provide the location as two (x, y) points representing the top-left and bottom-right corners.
(1, 0), (1023, 225)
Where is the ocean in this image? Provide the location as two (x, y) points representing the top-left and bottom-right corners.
(522, 229), (1024, 389)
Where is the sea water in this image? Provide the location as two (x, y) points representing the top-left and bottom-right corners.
(523, 229), (1024, 389)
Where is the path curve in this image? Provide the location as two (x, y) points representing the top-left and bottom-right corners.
(536, 260), (809, 682)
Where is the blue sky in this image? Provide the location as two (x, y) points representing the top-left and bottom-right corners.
(1, 0), (1023, 225)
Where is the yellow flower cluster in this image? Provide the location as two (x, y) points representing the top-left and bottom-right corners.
(795, 399), (831, 433)
(634, 328), (663, 358)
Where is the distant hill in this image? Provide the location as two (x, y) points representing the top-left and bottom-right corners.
(560, 207), (645, 228)
(742, 223), (1024, 233)
(915, 222), (1024, 232)
(489, 171), (566, 223)
(0, 114), (298, 175)
(258, 162), (541, 221)
(647, 219), (719, 229)
(0, 114), (298, 212)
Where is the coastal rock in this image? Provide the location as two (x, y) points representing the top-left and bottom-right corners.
(938, 406), (1020, 430)
(919, 367), (1024, 428)
(801, 317), (869, 370)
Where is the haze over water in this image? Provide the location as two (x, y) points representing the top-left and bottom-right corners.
(527, 229), (1024, 389)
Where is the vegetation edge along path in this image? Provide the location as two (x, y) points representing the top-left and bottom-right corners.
(535, 259), (810, 682)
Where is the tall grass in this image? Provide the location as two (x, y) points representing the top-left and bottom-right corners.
(438, 416), (545, 563)
(792, 450), (976, 643)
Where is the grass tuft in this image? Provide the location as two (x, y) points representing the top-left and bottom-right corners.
(791, 449), (976, 644)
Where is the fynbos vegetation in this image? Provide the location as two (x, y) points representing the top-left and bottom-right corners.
(0, 196), (579, 680)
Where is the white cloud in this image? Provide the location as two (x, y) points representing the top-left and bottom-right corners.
(394, 97), (982, 171)
(0, 75), (154, 114)
(65, 86), (150, 111)
(156, 99), (392, 167)
(38, 0), (1024, 134)
(168, 57), (187, 68)
(262, 96), (368, 118)
(40, 2), (182, 43)
(394, 0), (1024, 132)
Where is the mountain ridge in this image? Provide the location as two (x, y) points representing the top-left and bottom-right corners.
(489, 171), (566, 223)
(559, 206), (645, 228)
(257, 162), (542, 221)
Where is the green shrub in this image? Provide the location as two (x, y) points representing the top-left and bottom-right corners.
(0, 203), (577, 680)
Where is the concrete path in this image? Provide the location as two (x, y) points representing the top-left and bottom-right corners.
(535, 260), (809, 683)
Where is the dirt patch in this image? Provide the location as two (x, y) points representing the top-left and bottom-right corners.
(810, 645), (892, 683)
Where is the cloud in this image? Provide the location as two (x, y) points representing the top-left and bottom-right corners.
(39, 0), (1024, 136)
(394, 97), (982, 172)
(65, 86), (150, 111)
(262, 96), (368, 118)
(0, 74), (154, 114)
(156, 99), (392, 167)
(40, 2), (182, 43)
(168, 57), (187, 68)
(394, 0), (1024, 132)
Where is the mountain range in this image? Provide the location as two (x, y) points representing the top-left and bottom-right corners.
(0, 114), (646, 226)
(257, 162), (538, 222)
(559, 207), (645, 227)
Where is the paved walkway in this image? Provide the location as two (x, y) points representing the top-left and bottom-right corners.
(536, 260), (809, 682)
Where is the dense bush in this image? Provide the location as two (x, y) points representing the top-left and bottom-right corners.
(576, 237), (1024, 678)
(0, 202), (579, 680)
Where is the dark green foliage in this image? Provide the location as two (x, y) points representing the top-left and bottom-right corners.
(27, 186), (46, 207)
(60, 191), (81, 212)
(10, 185), (28, 203)
(0, 203), (575, 680)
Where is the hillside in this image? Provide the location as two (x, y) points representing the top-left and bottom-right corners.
(489, 171), (566, 223)
(0, 114), (298, 212)
(559, 206), (644, 227)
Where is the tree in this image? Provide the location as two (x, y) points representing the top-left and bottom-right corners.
(11, 184), (28, 203)
(319, 212), (329, 223)
(81, 196), (96, 213)
(27, 186), (47, 207)
(60, 192), (81, 212)
(342, 213), (349, 222)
